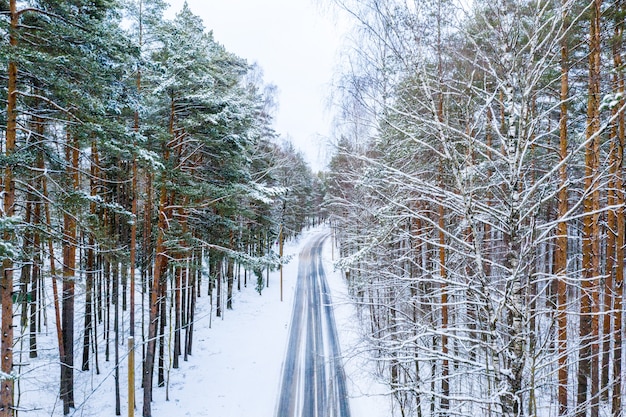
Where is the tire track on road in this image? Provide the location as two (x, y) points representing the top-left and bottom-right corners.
(276, 233), (351, 417)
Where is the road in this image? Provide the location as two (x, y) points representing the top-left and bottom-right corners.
(276, 233), (351, 417)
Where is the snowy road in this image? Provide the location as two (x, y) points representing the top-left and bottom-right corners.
(276, 233), (351, 417)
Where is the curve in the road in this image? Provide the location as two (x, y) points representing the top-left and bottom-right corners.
(276, 233), (351, 417)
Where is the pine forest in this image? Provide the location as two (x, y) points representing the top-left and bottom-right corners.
(3, 0), (626, 417)
(0, 1), (324, 416)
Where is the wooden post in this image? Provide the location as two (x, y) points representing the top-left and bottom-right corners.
(128, 159), (137, 416)
(331, 222), (334, 261)
(128, 336), (135, 417)
(279, 224), (283, 302)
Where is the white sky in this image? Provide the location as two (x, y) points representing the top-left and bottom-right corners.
(165, 0), (346, 172)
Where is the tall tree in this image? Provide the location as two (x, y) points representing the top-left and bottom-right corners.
(324, 1), (617, 416)
(555, 1), (570, 414)
(0, 1), (18, 415)
(578, 1), (602, 416)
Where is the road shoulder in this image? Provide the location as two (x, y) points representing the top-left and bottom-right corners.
(321, 229), (391, 417)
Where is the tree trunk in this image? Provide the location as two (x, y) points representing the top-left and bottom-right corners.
(216, 258), (222, 317)
(173, 263), (181, 369)
(42, 156), (66, 412)
(105, 258), (111, 362)
(30, 199), (41, 358)
(129, 155), (138, 415)
(143, 94), (176, 417)
(578, 2), (602, 416)
(226, 258), (234, 310)
(435, 6), (450, 409)
(1, 1), (18, 414)
(157, 270), (167, 388)
(185, 252), (197, 358)
(61, 132), (79, 414)
(20, 201), (33, 332)
(556, 5), (569, 412)
(611, 3), (625, 414)
(602, 15), (624, 396)
(82, 240), (94, 371)
(93, 256), (100, 375)
(83, 141), (99, 371)
(438, 202), (449, 413)
(143, 216), (165, 417)
(114, 261), (121, 416)
(142, 168), (153, 367)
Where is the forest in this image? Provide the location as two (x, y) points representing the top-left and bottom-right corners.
(0, 1), (324, 416)
(325, 0), (626, 416)
(4, 0), (626, 416)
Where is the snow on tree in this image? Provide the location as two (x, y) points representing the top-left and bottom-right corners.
(326, 0), (626, 415)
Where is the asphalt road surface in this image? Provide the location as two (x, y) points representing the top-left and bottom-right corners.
(276, 233), (351, 417)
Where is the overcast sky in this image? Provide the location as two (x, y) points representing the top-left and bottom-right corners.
(165, 0), (345, 172)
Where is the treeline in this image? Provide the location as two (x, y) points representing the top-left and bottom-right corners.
(326, 0), (624, 416)
(0, 1), (323, 416)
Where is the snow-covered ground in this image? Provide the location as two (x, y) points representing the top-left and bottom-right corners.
(150, 230), (304, 417)
(18, 225), (389, 416)
(320, 230), (390, 417)
(151, 225), (389, 417)
(154, 224), (389, 417)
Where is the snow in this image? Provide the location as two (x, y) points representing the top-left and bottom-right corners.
(151, 225), (389, 417)
(320, 230), (391, 417)
(20, 225), (389, 417)
(244, 182), (288, 205)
